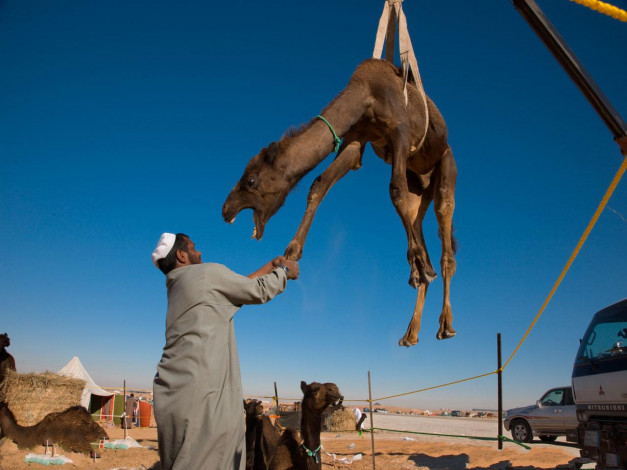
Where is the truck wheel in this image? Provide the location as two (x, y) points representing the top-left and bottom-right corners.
(511, 419), (533, 443)
(539, 435), (557, 442)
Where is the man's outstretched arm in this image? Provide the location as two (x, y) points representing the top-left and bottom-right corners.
(247, 256), (299, 280)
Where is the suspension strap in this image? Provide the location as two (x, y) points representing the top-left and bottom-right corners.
(315, 115), (341, 152)
(372, 0), (429, 148)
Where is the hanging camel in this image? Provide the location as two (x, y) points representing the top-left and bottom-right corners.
(223, 58), (457, 346)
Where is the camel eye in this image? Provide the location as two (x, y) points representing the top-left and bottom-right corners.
(247, 178), (256, 188)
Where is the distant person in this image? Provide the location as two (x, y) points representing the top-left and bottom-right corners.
(134, 398), (140, 427)
(123, 393), (136, 429)
(354, 408), (367, 431)
(151, 233), (299, 470)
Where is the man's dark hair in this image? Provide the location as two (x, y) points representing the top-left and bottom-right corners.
(157, 233), (190, 275)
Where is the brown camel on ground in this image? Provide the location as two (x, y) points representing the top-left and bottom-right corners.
(0, 402), (108, 454)
(268, 381), (342, 470)
(0, 333), (16, 386)
(223, 58), (457, 346)
(245, 399), (280, 470)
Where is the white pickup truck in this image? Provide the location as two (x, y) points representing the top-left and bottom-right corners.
(503, 386), (578, 443)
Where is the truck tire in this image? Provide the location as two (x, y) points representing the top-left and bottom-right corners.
(511, 419), (533, 443)
(539, 435), (557, 442)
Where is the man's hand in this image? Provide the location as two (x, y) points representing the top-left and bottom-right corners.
(272, 256), (299, 280)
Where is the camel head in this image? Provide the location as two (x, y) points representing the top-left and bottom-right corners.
(223, 141), (294, 240)
(300, 381), (343, 414)
(0, 333), (9, 349)
(244, 399), (264, 421)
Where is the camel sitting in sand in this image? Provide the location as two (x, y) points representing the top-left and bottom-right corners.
(0, 402), (108, 454)
(0, 333), (16, 385)
(268, 381), (342, 470)
(223, 58), (457, 347)
(245, 399), (280, 470)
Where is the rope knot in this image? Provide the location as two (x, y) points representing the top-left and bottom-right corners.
(302, 443), (321, 463)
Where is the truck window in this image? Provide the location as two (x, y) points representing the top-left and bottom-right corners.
(541, 389), (565, 406)
(576, 320), (627, 361)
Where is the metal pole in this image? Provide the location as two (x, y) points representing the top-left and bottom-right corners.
(497, 334), (503, 450)
(274, 381), (279, 417)
(368, 371), (376, 470)
(512, 0), (627, 151)
(123, 380), (127, 439)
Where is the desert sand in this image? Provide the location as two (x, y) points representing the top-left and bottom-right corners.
(0, 414), (585, 469)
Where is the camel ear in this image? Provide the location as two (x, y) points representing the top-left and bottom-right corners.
(300, 381), (308, 393)
(263, 142), (280, 165)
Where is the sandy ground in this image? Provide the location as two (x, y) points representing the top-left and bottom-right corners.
(0, 414), (586, 469)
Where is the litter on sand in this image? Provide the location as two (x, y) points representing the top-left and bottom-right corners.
(336, 453), (363, 464)
(104, 437), (143, 449)
(24, 453), (74, 465)
(403, 436), (415, 441)
(322, 446), (363, 465)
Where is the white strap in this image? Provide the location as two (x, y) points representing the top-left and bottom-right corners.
(372, 0), (429, 148)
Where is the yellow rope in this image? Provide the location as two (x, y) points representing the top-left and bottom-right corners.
(373, 371), (497, 401)
(569, 0), (627, 22)
(503, 154), (627, 369)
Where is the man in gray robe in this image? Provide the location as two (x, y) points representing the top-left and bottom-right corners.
(151, 232), (299, 470)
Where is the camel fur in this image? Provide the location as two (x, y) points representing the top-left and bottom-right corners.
(268, 381), (342, 470)
(245, 399), (280, 470)
(223, 58), (457, 346)
(0, 402), (107, 454)
(0, 333), (16, 386)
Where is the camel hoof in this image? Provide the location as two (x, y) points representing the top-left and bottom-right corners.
(284, 241), (303, 261)
(421, 271), (437, 284)
(398, 336), (418, 347)
(436, 330), (457, 340)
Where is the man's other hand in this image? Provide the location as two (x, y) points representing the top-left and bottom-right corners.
(272, 256), (299, 280)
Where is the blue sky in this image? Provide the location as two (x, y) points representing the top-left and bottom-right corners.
(1, 0), (625, 411)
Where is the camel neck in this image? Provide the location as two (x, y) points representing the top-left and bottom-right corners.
(282, 87), (368, 181)
(300, 408), (322, 450)
(282, 122), (339, 180)
(0, 406), (20, 436)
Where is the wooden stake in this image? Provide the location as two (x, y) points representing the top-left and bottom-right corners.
(498, 333), (503, 450)
(368, 371), (376, 470)
(123, 379), (128, 439)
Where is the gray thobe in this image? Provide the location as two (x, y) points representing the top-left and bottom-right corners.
(153, 263), (287, 470)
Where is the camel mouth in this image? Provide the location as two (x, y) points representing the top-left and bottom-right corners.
(330, 394), (344, 406)
(252, 210), (266, 240)
(222, 203), (267, 240)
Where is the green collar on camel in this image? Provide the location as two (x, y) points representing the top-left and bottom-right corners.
(315, 115), (341, 152)
(302, 443), (321, 463)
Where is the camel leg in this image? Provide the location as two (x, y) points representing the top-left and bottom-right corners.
(433, 147), (457, 340)
(407, 170), (437, 284)
(387, 125), (423, 288)
(284, 132), (366, 261)
(398, 283), (429, 347)
(398, 172), (436, 347)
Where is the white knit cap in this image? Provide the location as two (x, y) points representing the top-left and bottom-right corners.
(152, 233), (176, 268)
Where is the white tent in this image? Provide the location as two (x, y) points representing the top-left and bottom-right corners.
(58, 356), (112, 409)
